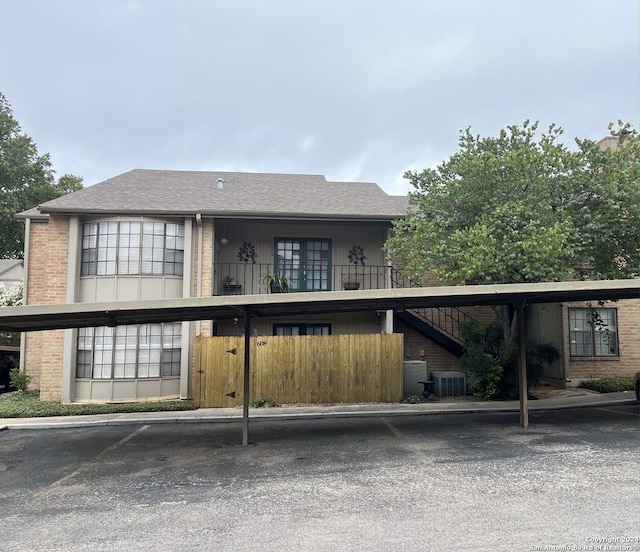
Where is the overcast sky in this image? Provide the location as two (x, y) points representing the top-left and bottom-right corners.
(2, 0), (638, 195)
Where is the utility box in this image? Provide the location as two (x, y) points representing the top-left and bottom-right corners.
(432, 371), (466, 397)
(403, 361), (428, 396)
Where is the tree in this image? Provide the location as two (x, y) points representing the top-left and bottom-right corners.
(0, 92), (83, 258)
(386, 120), (638, 359)
(0, 281), (22, 346)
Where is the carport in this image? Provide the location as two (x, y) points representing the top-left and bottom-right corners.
(0, 278), (637, 445)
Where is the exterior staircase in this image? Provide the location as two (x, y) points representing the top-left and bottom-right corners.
(391, 270), (476, 356)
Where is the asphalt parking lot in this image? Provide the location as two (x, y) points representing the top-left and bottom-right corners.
(1, 405), (638, 552)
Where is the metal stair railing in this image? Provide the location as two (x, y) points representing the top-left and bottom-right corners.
(390, 268), (475, 345)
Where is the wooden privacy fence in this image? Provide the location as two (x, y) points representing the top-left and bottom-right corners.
(194, 334), (404, 408)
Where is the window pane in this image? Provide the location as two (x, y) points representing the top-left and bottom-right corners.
(114, 326), (138, 378)
(594, 308), (618, 355)
(81, 223), (98, 276)
(76, 327), (93, 378)
(76, 323), (181, 381)
(118, 222), (141, 274)
(96, 222), (117, 275)
(92, 326), (113, 379)
(569, 309), (592, 356)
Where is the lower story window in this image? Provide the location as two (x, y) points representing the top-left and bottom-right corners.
(76, 323), (182, 379)
(569, 308), (618, 357)
(274, 324), (331, 336)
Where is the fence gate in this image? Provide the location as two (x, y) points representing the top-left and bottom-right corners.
(194, 334), (404, 408)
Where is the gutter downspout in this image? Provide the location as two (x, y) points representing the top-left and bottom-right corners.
(196, 214), (203, 336)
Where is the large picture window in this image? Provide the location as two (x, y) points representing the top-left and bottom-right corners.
(81, 220), (184, 276)
(76, 323), (182, 379)
(569, 308), (618, 357)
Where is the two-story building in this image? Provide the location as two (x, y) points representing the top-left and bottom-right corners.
(18, 169), (637, 404)
(19, 170), (416, 403)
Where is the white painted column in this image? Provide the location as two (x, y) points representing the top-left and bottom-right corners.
(61, 216), (80, 403)
(180, 217), (194, 399)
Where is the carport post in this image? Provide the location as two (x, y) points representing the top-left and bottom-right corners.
(517, 299), (529, 429)
(242, 309), (251, 447)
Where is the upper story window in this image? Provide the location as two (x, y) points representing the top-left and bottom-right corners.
(569, 307), (618, 357)
(81, 220), (184, 276)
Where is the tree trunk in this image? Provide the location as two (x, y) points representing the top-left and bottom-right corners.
(493, 304), (518, 354)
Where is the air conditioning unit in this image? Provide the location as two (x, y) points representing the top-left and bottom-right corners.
(432, 371), (466, 397)
(403, 361), (428, 396)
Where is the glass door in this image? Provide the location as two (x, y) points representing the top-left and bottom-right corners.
(275, 238), (331, 291)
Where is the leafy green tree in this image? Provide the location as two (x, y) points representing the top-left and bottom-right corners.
(387, 120), (638, 357)
(0, 281), (22, 346)
(0, 93), (83, 258)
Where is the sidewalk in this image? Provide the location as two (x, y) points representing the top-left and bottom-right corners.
(0, 391), (635, 430)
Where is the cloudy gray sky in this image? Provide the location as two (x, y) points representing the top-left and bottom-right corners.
(2, 0), (638, 195)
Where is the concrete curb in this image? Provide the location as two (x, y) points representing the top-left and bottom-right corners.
(0, 395), (635, 430)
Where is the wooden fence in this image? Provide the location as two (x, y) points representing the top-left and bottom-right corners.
(194, 334), (404, 408)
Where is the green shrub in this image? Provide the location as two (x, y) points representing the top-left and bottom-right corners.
(460, 320), (560, 400)
(9, 368), (31, 393)
(501, 341), (561, 399)
(249, 398), (280, 408)
(402, 394), (422, 404)
(578, 377), (634, 393)
(0, 391), (197, 418)
(461, 344), (504, 400)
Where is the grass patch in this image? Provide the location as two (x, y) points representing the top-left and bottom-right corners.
(578, 376), (634, 394)
(0, 391), (196, 418)
(401, 395), (423, 404)
(249, 398), (280, 408)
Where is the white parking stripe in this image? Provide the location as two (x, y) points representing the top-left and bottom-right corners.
(382, 417), (404, 439)
(598, 407), (639, 417)
(49, 425), (150, 488)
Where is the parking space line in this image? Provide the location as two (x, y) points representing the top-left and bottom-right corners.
(382, 417), (404, 439)
(598, 407), (639, 417)
(49, 425), (150, 488)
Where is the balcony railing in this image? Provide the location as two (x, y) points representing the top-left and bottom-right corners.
(213, 263), (392, 296)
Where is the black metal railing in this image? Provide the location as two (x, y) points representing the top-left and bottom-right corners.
(213, 263), (393, 296)
(213, 263), (481, 348)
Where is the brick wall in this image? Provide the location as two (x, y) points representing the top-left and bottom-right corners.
(565, 299), (639, 381)
(395, 318), (461, 373)
(393, 306), (498, 374)
(24, 216), (70, 401)
(191, 219), (214, 390)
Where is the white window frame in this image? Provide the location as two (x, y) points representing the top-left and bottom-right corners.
(76, 323), (182, 379)
(81, 219), (184, 277)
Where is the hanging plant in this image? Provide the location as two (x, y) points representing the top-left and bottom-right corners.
(347, 244), (366, 265)
(237, 242), (258, 264)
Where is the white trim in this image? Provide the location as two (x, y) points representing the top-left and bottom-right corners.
(62, 216), (80, 403)
(19, 218), (30, 372)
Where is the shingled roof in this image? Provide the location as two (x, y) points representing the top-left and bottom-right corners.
(30, 170), (408, 221)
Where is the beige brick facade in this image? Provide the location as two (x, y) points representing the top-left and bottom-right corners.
(395, 318), (462, 373)
(191, 219), (214, 388)
(24, 216), (70, 401)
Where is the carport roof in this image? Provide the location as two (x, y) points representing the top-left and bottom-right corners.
(0, 279), (637, 332)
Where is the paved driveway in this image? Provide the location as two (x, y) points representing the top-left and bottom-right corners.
(1, 406), (638, 552)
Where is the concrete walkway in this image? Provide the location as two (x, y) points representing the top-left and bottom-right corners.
(0, 391), (636, 430)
